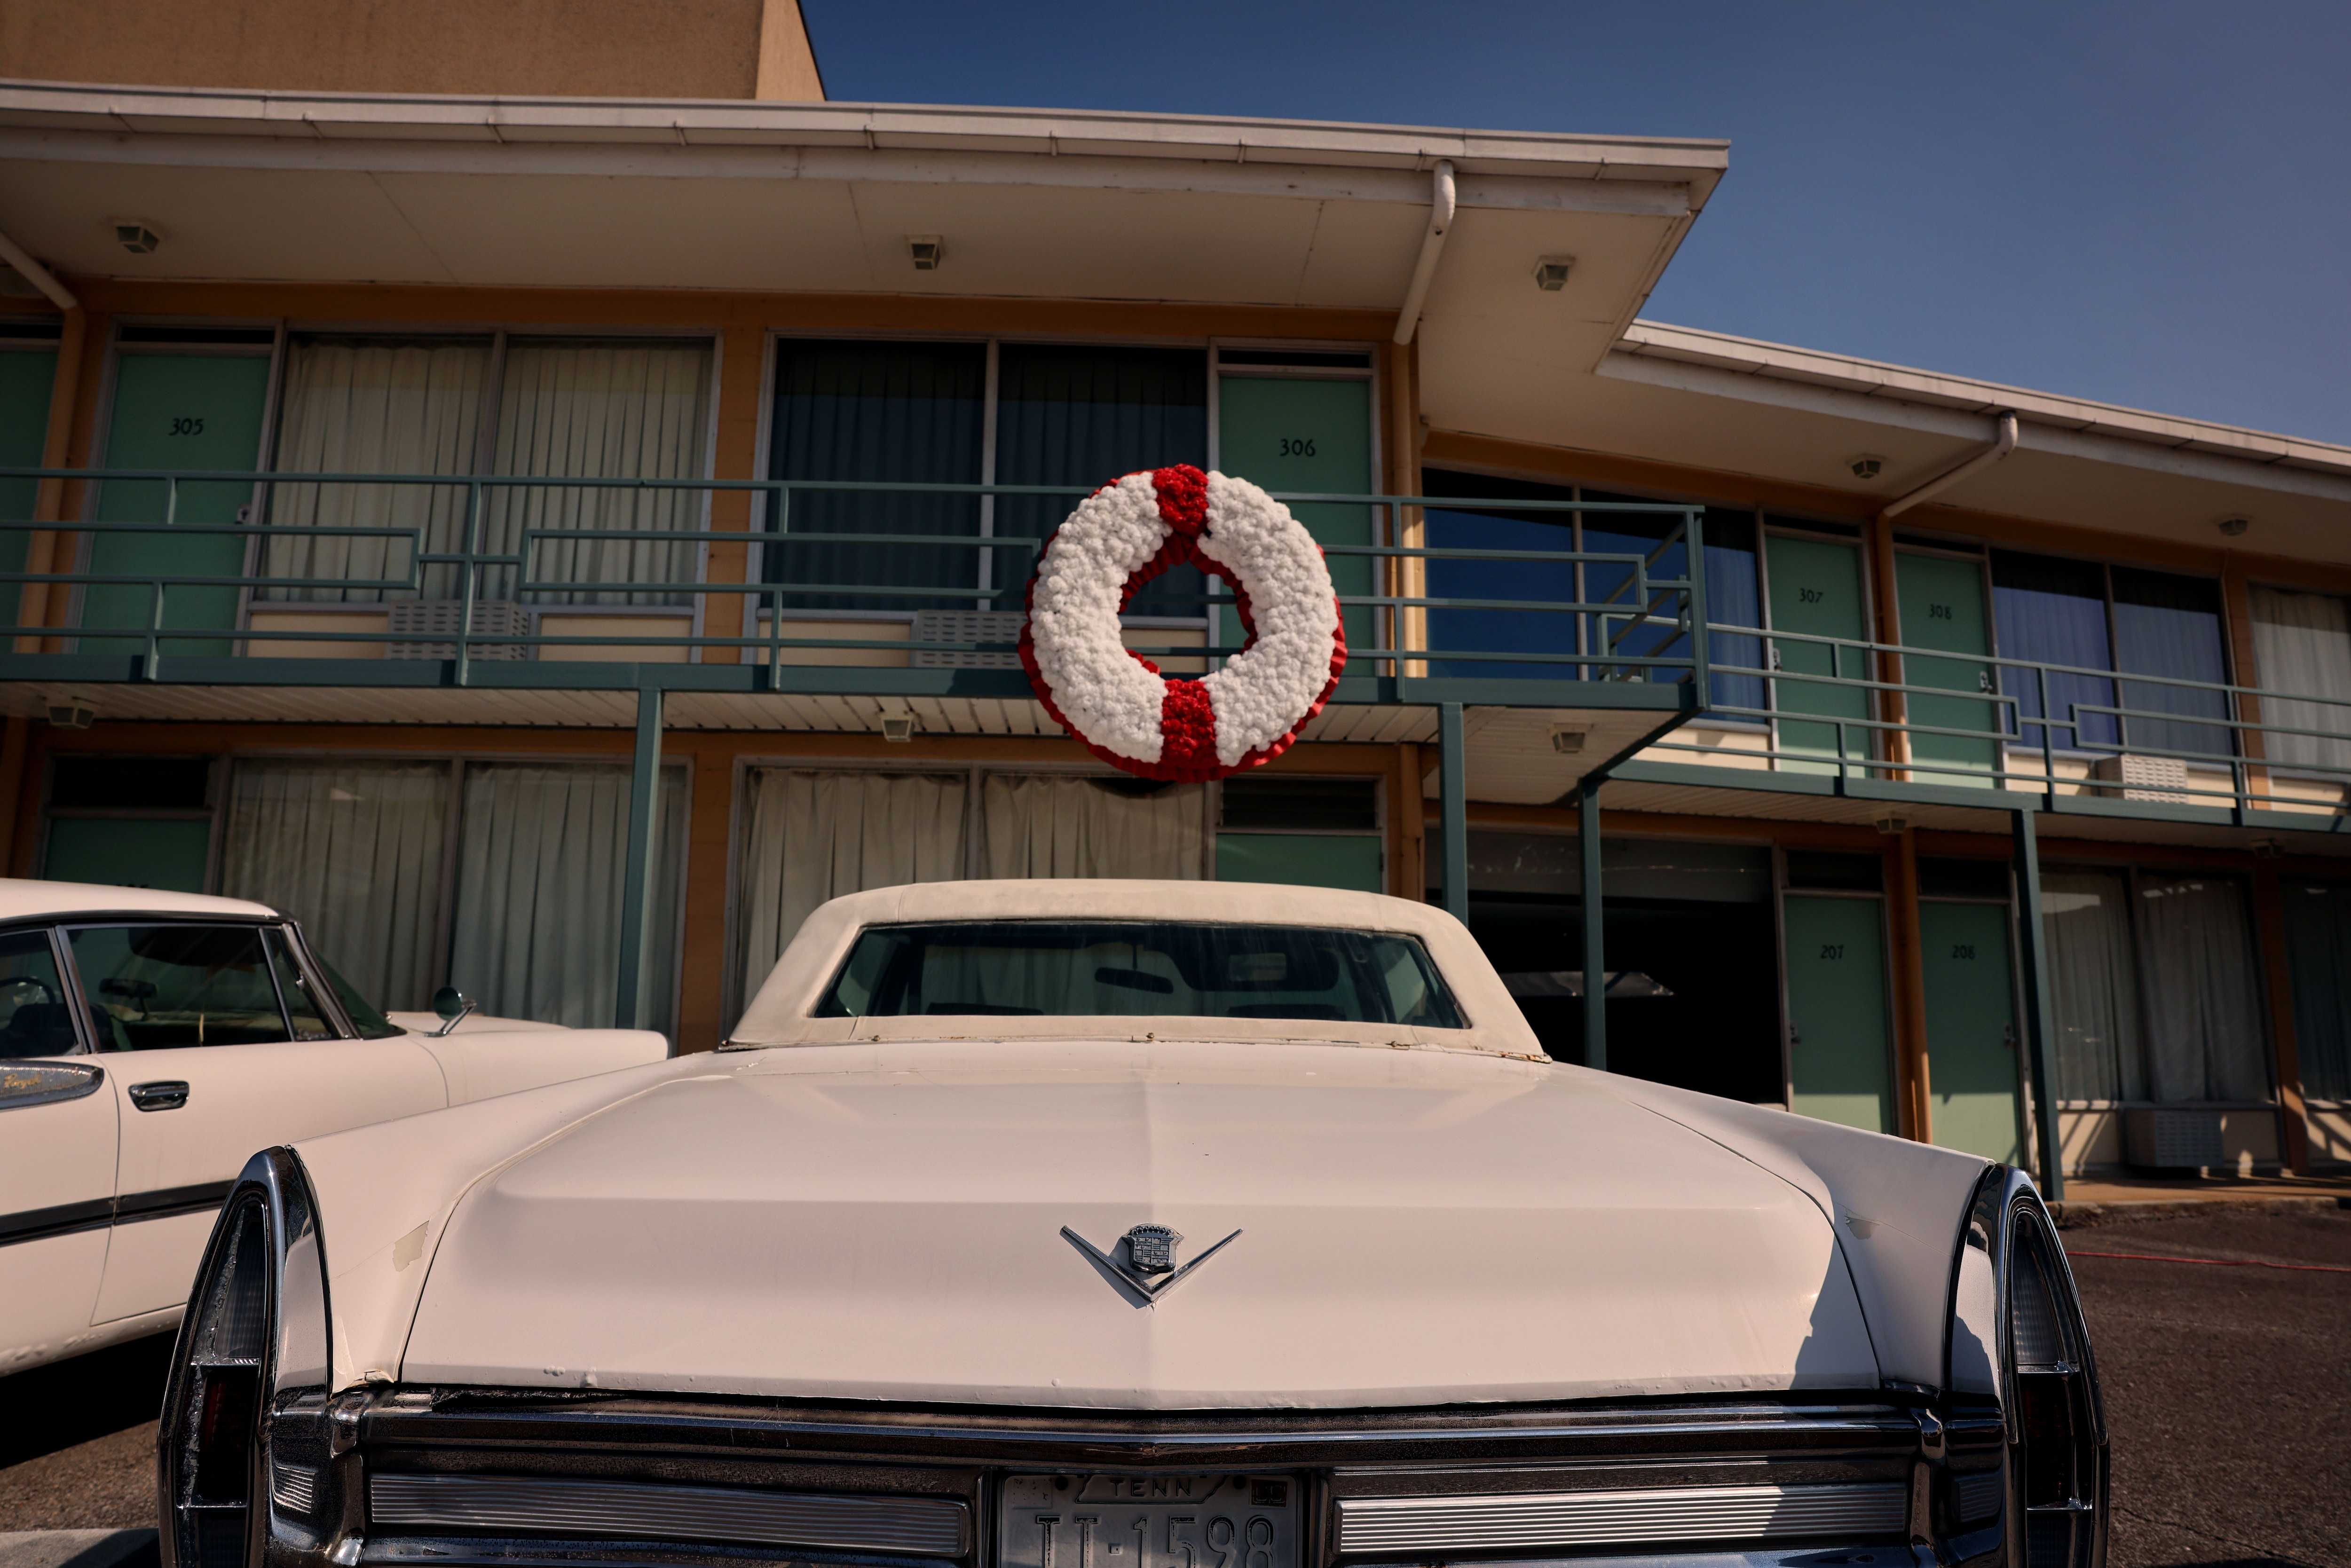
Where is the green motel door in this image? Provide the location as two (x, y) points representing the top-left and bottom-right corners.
(1765, 535), (1871, 776)
(82, 351), (272, 658)
(1894, 552), (1998, 787)
(1782, 893), (1895, 1133)
(1920, 900), (2024, 1161)
(1216, 375), (1374, 660)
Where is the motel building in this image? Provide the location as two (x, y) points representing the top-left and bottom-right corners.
(5, 2), (2351, 1199)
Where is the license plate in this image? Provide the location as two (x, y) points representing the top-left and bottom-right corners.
(999, 1474), (1300, 1568)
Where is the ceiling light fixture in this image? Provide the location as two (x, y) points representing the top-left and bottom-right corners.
(1531, 256), (1574, 292)
(1848, 455), (1885, 481)
(110, 219), (162, 255)
(907, 235), (943, 271)
(2217, 516), (2250, 537)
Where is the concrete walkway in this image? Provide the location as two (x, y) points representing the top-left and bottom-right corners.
(2053, 1170), (2351, 1227)
(0, 1531), (155, 1568)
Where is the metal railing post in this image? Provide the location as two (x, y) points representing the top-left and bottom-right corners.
(1440, 700), (1469, 923)
(456, 479), (482, 687)
(1684, 508), (1710, 714)
(2012, 808), (2065, 1200)
(614, 683), (665, 1033)
(1580, 779), (1606, 1072)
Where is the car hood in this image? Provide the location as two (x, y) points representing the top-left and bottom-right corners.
(388, 1039), (1883, 1409)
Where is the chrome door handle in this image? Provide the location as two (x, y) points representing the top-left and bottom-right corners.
(128, 1080), (189, 1112)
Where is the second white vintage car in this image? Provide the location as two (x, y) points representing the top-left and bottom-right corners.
(165, 880), (2106, 1568)
(0, 878), (669, 1375)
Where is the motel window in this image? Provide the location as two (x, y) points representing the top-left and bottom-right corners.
(1417, 469), (1762, 709)
(729, 765), (1216, 1024)
(261, 332), (716, 607)
(1989, 551), (2232, 757)
(2041, 865), (2269, 1105)
(2247, 585), (2351, 774)
(2282, 882), (2351, 1102)
(763, 339), (1208, 618)
(215, 757), (687, 1033)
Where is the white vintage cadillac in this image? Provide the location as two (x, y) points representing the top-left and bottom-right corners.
(164, 881), (2106, 1568)
(0, 879), (669, 1375)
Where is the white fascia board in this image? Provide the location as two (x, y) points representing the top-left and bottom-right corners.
(0, 123), (1695, 219)
(0, 80), (1727, 197)
(1599, 348), (2351, 505)
(1617, 319), (2351, 481)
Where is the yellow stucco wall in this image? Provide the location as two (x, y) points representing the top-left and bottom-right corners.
(0, 0), (823, 101)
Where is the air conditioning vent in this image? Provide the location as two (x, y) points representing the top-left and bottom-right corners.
(2087, 752), (2191, 803)
(909, 610), (1024, 669)
(2122, 1107), (2225, 1171)
(385, 599), (531, 661)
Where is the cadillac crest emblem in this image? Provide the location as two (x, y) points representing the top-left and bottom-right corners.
(1061, 1221), (1243, 1304)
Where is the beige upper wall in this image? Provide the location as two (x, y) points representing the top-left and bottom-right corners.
(0, 0), (823, 100)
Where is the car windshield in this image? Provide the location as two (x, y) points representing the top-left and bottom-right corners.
(313, 953), (405, 1040)
(813, 920), (1466, 1027)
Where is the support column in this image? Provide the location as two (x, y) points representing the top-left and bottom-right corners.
(2251, 862), (2312, 1175)
(1886, 826), (1933, 1143)
(1580, 780), (1606, 1072)
(1439, 701), (1468, 922)
(614, 685), (665, 1032)
(2012, 810), (2065, 1199)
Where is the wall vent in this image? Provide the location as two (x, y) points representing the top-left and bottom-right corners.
(385, 599), (532, 661)
(2087, 753), (2191, 803)
(2122, 1107), (2225, 1171)
(908, 610), (1024, 670)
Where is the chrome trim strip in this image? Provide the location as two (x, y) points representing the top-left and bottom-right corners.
(1335, 1483), (1909, 1552)
(368, 1474), (972, 1558)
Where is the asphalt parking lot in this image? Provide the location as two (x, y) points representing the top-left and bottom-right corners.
(1, 1209), (2344, 1564)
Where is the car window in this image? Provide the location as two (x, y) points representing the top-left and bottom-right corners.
(815, 920), (1467, 1027)
(312, 952), (405, 1040)
(263, 928), (335, 1041)
(68, 924), (293, 1051)
(0, 929), (79, 1059)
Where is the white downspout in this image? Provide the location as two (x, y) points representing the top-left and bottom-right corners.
(1880, 410), (2020, 521)
(1391, 159), (1456, 346)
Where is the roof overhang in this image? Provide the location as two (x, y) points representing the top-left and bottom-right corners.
(0, 80), (1723, 370)
(1424, 315), (2351, 566)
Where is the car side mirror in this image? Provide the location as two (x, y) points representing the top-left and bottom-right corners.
(430, 985), (478, 1038)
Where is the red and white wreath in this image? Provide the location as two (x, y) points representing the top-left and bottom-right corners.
(1020, 465), (1345, 783)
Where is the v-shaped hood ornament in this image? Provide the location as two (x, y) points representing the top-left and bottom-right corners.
(1062, 1222), (1243, 1305)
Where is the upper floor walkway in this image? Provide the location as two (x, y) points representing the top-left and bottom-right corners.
(6, 463), (2351, 850)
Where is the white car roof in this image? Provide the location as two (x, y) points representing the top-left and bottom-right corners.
(0, 878), (281, 922)
(729, 879), (1543, 1059)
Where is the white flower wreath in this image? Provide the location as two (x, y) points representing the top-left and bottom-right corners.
(1019, 465), (1345, 782)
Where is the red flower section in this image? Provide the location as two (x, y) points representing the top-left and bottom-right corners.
(1152, 464), (1208, 536)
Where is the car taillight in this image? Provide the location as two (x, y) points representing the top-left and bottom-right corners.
(169, 1198), (270, 1568)
(2009, 1211), (2102, 1567)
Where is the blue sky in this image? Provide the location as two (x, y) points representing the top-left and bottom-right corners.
(805, 0), (2350, 444)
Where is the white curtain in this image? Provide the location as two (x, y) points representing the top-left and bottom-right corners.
(2041, 868), (2142, 1102)
(219, 760), (453, 1012)
(263, 339), (490, 602)
(489, 340), (713, 606)
(735, 769), (971, 1008)
(978, 775), (1206, 879)
(2249, 586), (2351, 774)
(2137, 873), (2271, 1103)
(450, 763), (686, 1033)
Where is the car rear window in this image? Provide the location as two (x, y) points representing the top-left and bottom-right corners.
(813, 920), (1465, 1027)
